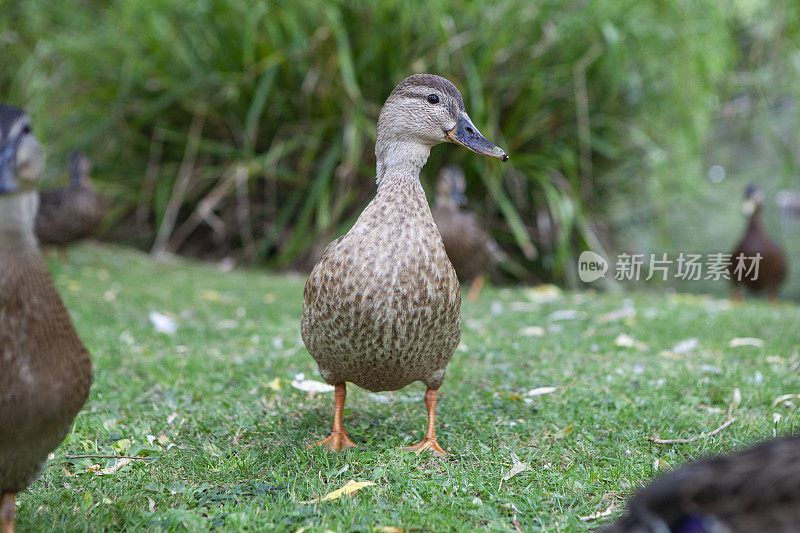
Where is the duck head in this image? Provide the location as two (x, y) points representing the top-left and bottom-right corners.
(436, 165), (467, 208)
(68, 150), (92, 188)
(376, 74), (507, 180)
(742, 183), (764, 217)
(0, 105), (42, 196)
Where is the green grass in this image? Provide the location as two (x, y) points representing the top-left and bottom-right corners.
(17, 244), (800, 531)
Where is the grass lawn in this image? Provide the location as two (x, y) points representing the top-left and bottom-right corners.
(17, 243), (800, 532)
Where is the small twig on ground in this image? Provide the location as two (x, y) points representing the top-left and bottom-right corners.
(646, 403), (737, 444)
(63, 454), (151, 461)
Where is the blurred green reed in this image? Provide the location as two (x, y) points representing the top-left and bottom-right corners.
(1, 0), (796, 281)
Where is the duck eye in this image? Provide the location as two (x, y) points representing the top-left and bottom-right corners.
(21, 124), (31, 135)
(427, 94), (440, 104)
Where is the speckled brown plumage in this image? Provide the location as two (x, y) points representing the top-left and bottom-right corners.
(603, 435), (800, 533)
(301, 74), (507, 454)
(35, 151), (107, 246)
(0, 105), (92, 532)
(0, 249), (93, 492)
(432, 166), (505, 282)
(303, 177), (461, 392)
(728, 184), (787, 300)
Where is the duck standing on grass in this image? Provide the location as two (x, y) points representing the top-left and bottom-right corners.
(302, 74), (507, 455)
(603, 435), (800, 532)
(432, 165), (507, 302)
(0, 105), (92, 533)
(728, 183), (788, 302)
(35, 150), (107, 246)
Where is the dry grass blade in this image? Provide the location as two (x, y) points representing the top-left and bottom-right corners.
(152, 109), (205, 256)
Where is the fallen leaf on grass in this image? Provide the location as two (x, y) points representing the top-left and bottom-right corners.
(654, 457), (671, 470)
(549, 309), (580, 321)
(614, 334), (648, 351)
(501, 451), (530, 481)
(579, 503), (615, 521)
(772, 394), (800, 408)
(267, 377), (282, 391)
(291, 373), (335, 393)
(98, 458), (132, 475)
(374, 526), (405, 533)
(729, 337), (764, 347)
(525, 284), (562, 303)
(519, 326), (546, 337)
(671, 338), (698, 354)
(598, 307), (636, 323)
(700, 364), (723, 375)
(527, 386), (557, 397)
(149, 311), (177, 335)
(553, 424), (574, 440)
(300, 480), (376, 504)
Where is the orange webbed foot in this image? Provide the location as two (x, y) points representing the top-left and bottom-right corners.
(405, 437), (446, 457)
(310, 383), (356, 452)
(402, 389), (447, 457)
(311, 431), (357, 452)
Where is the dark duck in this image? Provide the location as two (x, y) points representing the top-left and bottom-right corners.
(728, 183), (788, 302)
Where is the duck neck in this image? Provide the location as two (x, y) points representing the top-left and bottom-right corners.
(0, 191), (39, 251)
(435, 195), (458, 210)
(375, 139), (431, 193)
(747, 208), (765, 233)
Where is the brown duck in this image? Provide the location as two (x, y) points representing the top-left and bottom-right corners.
(0, 105), (92, 533)
(302, 74), (507, 455)
(603, 435), (800, 533)
(728, 184), (788, 301)
(35, 150), (107, 246)
(432, 165), (506, 301)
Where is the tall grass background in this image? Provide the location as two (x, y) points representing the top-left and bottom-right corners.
(1, 0), (798, 284)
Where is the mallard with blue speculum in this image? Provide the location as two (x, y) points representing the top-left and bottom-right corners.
(302, 74), (507, 456)
(602, 435), (800, 533)
(0, 105), (93, 533)
(432, 165), (507, 302)
(728, 183), (788, 302)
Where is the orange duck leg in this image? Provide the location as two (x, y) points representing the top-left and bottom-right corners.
(405, 389), (446, 456)
(0, 493), (15, 533)
(310, 383), (357, 452)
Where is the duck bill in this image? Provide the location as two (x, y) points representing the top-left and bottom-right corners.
(444, 113), (508, 162)
(451, 189), (467, 206)
(0, 146), (17, 195)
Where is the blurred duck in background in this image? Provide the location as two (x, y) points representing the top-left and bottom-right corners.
(728, 183), (788, 302)
(775, 189), (800, 217)
(35, 150), (107, 246)
(603, 435), (800, 533)
(0, 105), (93, 533)
(432, 165), (507, 301)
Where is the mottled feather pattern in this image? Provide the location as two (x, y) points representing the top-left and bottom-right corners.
(603, 435), (800, 533)
(0, 249), (92, 492)
(302, 178), (461, 392)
